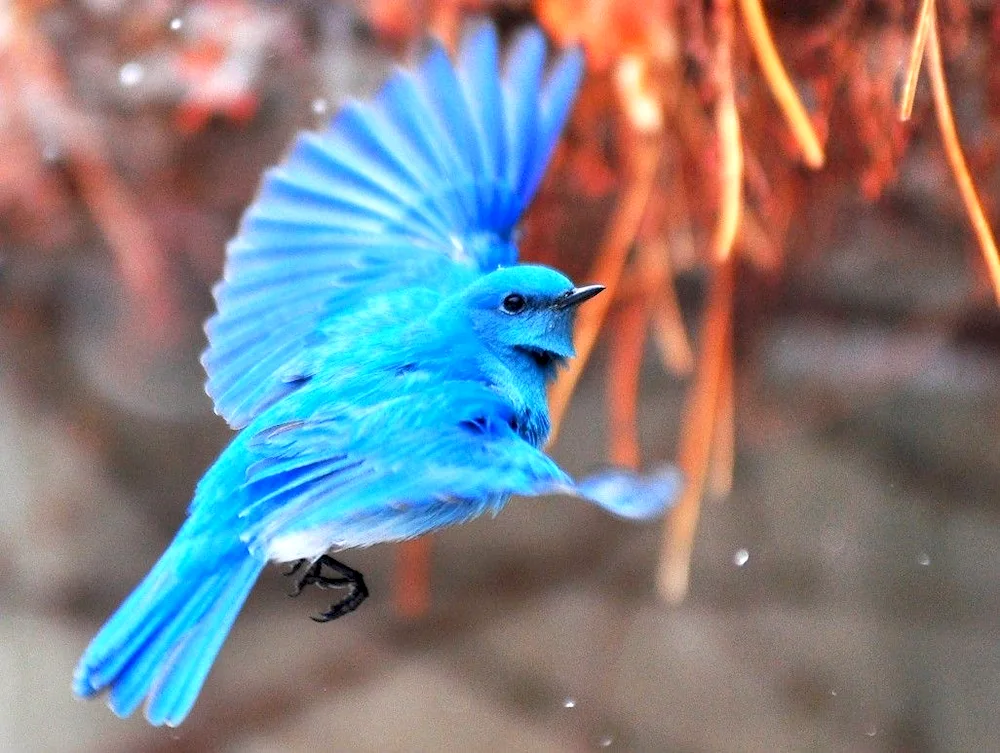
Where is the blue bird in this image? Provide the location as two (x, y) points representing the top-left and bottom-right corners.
(73, 23), (681, 726)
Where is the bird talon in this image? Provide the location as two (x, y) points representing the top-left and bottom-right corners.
(287, 554), (368, 620)
(304, 576), (352, 590)
(285, 559), (308, 597)
(311, 584), (368, 622)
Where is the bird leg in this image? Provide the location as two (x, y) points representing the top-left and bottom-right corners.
(285, 555), (369, 622)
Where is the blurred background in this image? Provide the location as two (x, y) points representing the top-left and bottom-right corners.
(2, 1), (999, 751)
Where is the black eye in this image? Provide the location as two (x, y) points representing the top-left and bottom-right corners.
(501, 293), (526, 314)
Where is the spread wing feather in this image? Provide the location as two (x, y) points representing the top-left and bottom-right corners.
(202, 25), (584, 429)
(233, 382), (572, 554)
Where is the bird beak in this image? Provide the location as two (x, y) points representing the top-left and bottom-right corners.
(552, 284), (605, 310)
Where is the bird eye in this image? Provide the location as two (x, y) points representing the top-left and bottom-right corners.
(501, 293), (526, 314)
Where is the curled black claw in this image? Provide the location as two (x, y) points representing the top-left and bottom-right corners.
(284, 554), (368, 621)
(284, 559), (306, 595)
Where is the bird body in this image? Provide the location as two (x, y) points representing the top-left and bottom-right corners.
(74, 23), (681, 727)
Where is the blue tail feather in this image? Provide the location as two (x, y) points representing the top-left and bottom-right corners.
(73, 552), (185, 698)
(105, 577), (219, 718)
(144, 556), (262, 726)
(73, 541), (264, 726)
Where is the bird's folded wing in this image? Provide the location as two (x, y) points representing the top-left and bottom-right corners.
(233, 382), (573, 552)
(228, 382), (679, 556)
(202, 25), (584, 429)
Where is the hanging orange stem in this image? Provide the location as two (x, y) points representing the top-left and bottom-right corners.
(641, 238), (696, 376)
(429, 0), (460, 53)
(898, 0), (936, 121)
(711, 54), (744, 262)
(738, 0), (825, 168)
(393, 538), (432, 618)
(547, 138), (661, 445)
(658, 257), (734, 603)
(706, 324), (735, 499)
(607, 297), (650, 468)
(659, 0), (743, 602)
(6, 5), (175, 332)
(925, 13), (1000, 305)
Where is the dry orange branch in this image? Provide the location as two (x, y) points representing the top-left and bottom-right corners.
(712, 57), (744, 262)
(5, 5), (176, 332)
(658, 257), (734, 603)
(706, 329), (734, 499)
(607, 296), (650, 468)
(737, 0), (825, 168)
(925, 12), (1000, 305)
(393, 538), (432, 618)
(547, 138), (661, 445)
(640, 238), (695, 376)
(659, 0), (743, 602)
(898, 0), (936, 121)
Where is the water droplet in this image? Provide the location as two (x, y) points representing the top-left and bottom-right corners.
(118, 62), (145, 88)
(829, 689), (837, 697)
(562, 698), (576, 709)
(41, 144), (61, 163)
(733, 548), (749, 567)
(917, 552), (931, 566)
(169, 17), (183, 32)
(597, 736), (613, 748)
(311, 98), (329, 115)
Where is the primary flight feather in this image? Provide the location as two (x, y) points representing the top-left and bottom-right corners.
(74, 23), (680, 727)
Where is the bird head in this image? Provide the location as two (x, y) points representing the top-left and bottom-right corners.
(461, 265), (604, 375)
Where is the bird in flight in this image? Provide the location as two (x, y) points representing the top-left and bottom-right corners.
(73, 23), (680, 727)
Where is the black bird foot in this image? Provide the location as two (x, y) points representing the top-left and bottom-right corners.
(285, 555), (369, 622)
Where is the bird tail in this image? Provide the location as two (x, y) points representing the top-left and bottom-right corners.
(73, 536), (265, 727)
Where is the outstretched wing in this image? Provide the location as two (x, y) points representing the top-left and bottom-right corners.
(202, 25), (585, 429)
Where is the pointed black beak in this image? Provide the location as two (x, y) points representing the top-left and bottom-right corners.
(552, 284), (605, 310)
